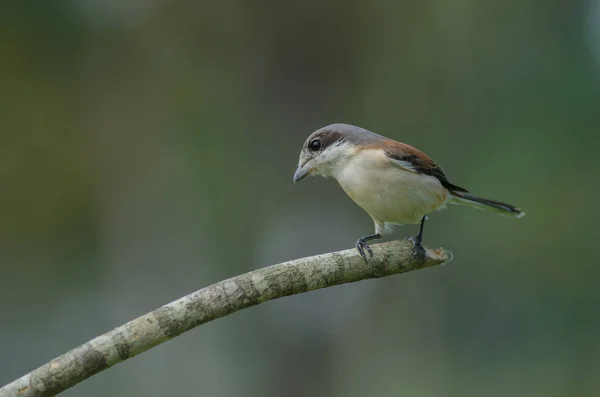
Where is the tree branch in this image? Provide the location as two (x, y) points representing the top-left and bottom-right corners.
(0, 241), (450, 397)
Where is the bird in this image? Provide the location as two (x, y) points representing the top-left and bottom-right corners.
(293, 123), (524, 261)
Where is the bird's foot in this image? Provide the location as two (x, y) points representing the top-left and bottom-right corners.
(355, 237), (374, 262)
(405, 235), (426, 261)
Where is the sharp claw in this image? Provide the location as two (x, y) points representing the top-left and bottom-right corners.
(355, 239), (370, 262)
(355, 242), (363, 259)
(365, 244), (373, 258)
(356, 234), (381, 262)
(406, 236), (425, 261)
(412, 246), (426, 261)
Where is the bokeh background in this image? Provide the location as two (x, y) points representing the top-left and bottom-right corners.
(2, 1), (600, 396)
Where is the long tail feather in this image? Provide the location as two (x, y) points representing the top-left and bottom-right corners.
(450, 191), (525, 218)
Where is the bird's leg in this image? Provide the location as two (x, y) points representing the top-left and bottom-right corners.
(406, 216), (427, 260)
(355, 233), (381, 262)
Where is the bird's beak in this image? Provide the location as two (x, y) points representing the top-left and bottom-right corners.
(293, 163), (311, 182)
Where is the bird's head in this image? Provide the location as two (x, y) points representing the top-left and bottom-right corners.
(293, 123), (379, 182)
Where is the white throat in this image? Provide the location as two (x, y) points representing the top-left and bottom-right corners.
(314, 143), (358, 180)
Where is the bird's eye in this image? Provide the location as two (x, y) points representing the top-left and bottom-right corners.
(309, 139), (322, 151)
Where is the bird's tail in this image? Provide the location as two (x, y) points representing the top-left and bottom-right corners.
(449, 191), (525, 218)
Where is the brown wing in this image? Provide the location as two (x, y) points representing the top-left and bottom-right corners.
(382, 140), (469, 193)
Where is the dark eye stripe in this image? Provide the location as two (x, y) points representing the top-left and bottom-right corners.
(308, 130), (344, 151)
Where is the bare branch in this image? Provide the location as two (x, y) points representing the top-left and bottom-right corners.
(0, 241), (450, 397)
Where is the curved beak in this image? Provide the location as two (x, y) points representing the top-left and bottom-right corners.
(293, 164), (311, 182)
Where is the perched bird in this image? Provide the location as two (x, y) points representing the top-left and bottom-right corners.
(293, 123), (524, 261)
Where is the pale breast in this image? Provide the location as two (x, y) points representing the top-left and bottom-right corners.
(335, 149), (449, 225)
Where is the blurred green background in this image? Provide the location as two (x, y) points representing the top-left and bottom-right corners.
(1, 1), (600, 396)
